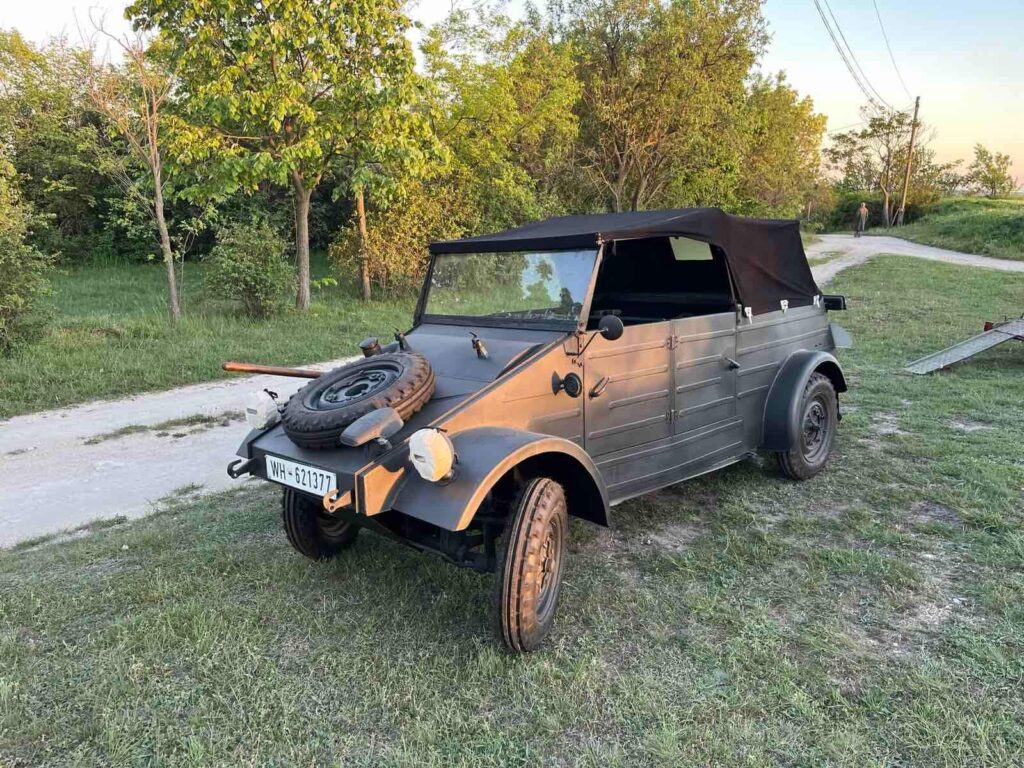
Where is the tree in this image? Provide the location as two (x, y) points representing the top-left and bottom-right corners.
(558, 0), (766, 212)
(733, 73), (826, 217)
(968, 144), (1016, 197)
(0, 152), (51, 354)
(85, 26), (183, 323)
(129, 0), (426, 309)
(826, 108), (915, 226)
(0, 31), (114, 258)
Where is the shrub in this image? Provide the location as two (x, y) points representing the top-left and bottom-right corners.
(0, 158), (51, 355)
(330, 179), (468, 298)
(205, 220), (292, 318)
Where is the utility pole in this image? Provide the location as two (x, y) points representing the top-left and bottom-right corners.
(896, 96), (920, 226)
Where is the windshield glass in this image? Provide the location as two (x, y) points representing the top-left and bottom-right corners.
(424, 249), (597, 323)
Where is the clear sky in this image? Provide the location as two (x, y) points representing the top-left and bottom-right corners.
(4, 0), (1021, 175)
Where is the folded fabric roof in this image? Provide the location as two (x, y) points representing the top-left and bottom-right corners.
(428, 208), (821, 315)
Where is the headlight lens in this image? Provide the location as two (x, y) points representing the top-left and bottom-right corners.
(408, 428), (455, 482)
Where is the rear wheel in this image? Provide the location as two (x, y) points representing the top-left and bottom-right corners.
(776, 372), (838, 480)
(493, 477), (568, 652)
(281, 488), (359, 560)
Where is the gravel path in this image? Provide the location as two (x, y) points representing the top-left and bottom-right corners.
(3, 235), (1021, 548)
(0, 358), (354, 547)
(807, 233), (1024, 285)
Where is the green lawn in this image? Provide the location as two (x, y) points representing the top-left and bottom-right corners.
(2, 257), (1024, 765)
(887, 196), (1024, 260)
(0, 254), (415, 419)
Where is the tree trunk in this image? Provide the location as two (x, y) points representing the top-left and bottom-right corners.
(151, 167), (181, 324)
(292, 172), (312, 311)
(881, 193), (891, 229)
(356, 187), (371, 302)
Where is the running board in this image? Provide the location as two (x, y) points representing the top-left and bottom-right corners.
(906, 319), (1024, 374)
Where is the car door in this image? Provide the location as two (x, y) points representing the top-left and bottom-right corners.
(669, 311), (743, 464)
(583, 320), (672, 458)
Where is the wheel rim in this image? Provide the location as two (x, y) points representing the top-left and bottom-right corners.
(535, 518), (563, 622)
(314, 363), (400, 409)
(801, 395), (832, 464)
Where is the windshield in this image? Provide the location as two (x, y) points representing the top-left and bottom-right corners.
(424, 249), (597, 324)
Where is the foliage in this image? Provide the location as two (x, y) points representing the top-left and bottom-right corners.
(129, 0), (434, 309)
(733, 74), (827, 217)
(0, 31), (121, 260)
(559, 0), (767, 212)
(967, 144), (1017, 198)
(894, 196), (1024, 260)
(0, 157), (51, 354)
(205, 220), (293, 317)
(819, 190), (926, 232)
(330, 179), (464, 297)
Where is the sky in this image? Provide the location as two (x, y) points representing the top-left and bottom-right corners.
(4, 0), (1021, 175)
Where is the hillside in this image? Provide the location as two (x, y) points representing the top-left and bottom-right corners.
(891, 197), (1024, 260)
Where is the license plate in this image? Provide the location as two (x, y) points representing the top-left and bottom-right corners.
(265, 455), (337, 496)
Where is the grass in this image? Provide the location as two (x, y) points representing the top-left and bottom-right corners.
(82, 411), (243, 445)
(0, 253), (415, 419)
(887, 196), (1024, 260)
(2, 256), (1024, 765)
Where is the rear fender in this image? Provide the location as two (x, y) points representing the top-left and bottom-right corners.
(389, 427), (610, 531)
(761, 350), (847, 452)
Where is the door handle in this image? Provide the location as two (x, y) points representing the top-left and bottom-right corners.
(590, 376), (610, 398)
(724, 356), (741, 370)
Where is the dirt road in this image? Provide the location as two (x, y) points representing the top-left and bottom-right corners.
(3, 235), (1022, 547)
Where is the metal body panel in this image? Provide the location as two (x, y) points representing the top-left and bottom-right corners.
(387, 428), (607, 531)
(735, 305), (833, 449)
(583, 322), (672, 456)
(671, 312), (738, 434)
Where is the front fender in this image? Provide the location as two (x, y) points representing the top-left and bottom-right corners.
(761, 350), (847, 452)
(387, 427), (610, 531)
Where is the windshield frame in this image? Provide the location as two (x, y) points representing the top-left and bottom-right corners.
(415, 246), (602, 332)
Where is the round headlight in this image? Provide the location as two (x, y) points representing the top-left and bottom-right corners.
(408, 428), (456, 483)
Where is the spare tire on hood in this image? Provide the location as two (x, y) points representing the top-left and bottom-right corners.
(282, 351), (435, 449)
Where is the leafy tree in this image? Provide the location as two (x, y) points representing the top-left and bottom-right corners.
(734, 73), (826, 217)
(557, 0), (766, 212)
(0, 154), (51, 354)
(0, 31), (116, 258)
(826, 108), (916, 226)
(129, 0), (429, 308)
(968, 144), (1016, 198)
(86, 28), (185, 323)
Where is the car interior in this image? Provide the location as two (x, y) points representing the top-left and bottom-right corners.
(587, 236), (738, 328)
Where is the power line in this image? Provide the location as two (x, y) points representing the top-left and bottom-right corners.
(812, 0), (892, 113)
(871, 0), (913, 101)
(820, 0), (894, 110)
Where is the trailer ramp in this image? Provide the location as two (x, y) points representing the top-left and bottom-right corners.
(906, 319), (1024, 375)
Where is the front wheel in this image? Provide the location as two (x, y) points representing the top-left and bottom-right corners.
(281, 488), (359, 560)
(493, 477), (569, 652)
(776, 372), (838, 480)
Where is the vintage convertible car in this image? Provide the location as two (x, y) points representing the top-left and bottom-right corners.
(227, 208), (850, 651)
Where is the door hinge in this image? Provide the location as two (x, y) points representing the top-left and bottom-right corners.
(666, 335), (678, 349)
(668, 409), (677, 423)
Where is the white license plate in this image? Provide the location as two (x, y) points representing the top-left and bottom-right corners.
(265, 455), (337, 496)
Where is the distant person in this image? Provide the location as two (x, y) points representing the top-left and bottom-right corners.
(855, 202), (869, 237)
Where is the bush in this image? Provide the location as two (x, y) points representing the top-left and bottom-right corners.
(330, 179), (468, 298)
(819, 190), (929, 232)
(205, 221), (292, 318)
(0, 159), (51, 355)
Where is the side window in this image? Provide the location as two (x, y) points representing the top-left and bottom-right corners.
(589, 236), (735, 328)
(669, 237), (713, 262)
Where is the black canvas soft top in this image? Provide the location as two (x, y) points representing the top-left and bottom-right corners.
(428, 207), (821, 315)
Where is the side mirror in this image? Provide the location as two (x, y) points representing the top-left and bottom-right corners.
(598, 314), (624, 341)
